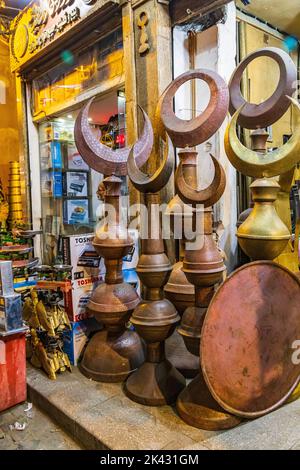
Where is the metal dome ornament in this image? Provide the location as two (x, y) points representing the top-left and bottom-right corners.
(124, 134), (186, 405)
(204, 47), (300, 420)
(80, 176), (145, 382)
(225, 49), (300, 262)
(75, 102), (154, 382)
(158, 70), (241, 430)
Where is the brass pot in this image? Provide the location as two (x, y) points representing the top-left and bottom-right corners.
(237, 178), (290, 260)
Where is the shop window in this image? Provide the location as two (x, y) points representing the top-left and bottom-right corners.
(32, 27), (124, 119)
(38, 90), (126, 265)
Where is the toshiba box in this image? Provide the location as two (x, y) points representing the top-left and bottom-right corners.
(62, 233), (105, 280)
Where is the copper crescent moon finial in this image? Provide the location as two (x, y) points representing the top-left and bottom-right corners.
(159, 69), (229, 148)
(225, 97), (300, 178)
(127, 134), (174, 193)
(175, 155), (226, 207)
(229, 47), (297, 129)
(74, 99), (153, 176)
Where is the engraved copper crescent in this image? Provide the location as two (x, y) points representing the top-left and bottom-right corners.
(74, 98), (153, 176)
(159, 70), (229, 148)
(224, 97), (300, 178)
(175, 155), (226, 207)
(229, 47), (297, 129)
(127, 134), (173, 193)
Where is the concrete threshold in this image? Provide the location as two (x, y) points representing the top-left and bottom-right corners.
(27, 364), (300, 450)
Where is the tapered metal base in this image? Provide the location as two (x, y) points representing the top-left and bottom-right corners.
(124, 359), (186, 406)
(80, 329), (145, 383)
(176, 372), (242, 430)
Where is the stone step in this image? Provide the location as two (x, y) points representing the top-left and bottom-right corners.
(26, 364), (214, 450)
(27, 363), (300, 450)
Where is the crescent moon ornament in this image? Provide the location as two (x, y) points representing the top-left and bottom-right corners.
(224, 97), (300, 178)
(155, 81), (173, 140)
(127, 134), (174, 193)
(229, 47), (297, 129)
(175, 155), (226, 207)
(74, 98), (153, 176)
(160, 70), (229, 148)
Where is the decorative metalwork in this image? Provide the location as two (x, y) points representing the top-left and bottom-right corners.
(74, 98), (153, 176)
(201, 261), (300, 418)
(229, 47), (297, 129)
(124, 135), (186, 405)
(225, 98), (300, 178)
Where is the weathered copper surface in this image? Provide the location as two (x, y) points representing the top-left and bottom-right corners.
(225, 98), (300, 178)
(80, 329), (144, 383)
(80, 176), (145, 382)
(124, 299), (185, 405)
(164, 178), (197, 378)
(176, 371), (242, 431)
(176, 154), (226, 208)
(159, 70), (229, 148)
(74, 99), (153, 176)
(127, 134), (173, 193)
(176, 285), (241, 430)
(172, 140), (239, 428)
(237, 178), (290, 260)
(229, 47), (297, 129)
(125, 143), (186, 404)
(164, 261), (195, 315)
(201, 261), (300, 418)
(183, 208), (226, 287)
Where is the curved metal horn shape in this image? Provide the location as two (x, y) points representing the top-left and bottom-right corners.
(224, 97), (300, 178)
(175, 155), (226, 207)
(159, 69), (229, 148)
(155, 81), (173, 140)
(74, 99), (153, 176)
(229, 47), (297, 129)
(127, 134), (173, 194)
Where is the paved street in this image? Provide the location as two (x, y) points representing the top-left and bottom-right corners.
(0, 402), (83, 450)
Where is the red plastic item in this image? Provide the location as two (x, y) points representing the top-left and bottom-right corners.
(0, 330), (27, 412)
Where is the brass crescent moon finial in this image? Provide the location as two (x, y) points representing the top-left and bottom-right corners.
(127, 134), (174, 193)
(175, 155), (226, 207)
(159, 70), (229, 148)
(225, 97), (300, 178)
(74, 99), (153, 176)
(229, 47), (297, 129)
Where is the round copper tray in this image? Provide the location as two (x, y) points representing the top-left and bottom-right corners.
(201, 261), (300, 418)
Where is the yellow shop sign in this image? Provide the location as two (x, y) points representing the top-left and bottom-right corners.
(9, 0), (114, 72)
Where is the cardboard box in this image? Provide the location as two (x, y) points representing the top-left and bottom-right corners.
(63, 199), (89, 225)
(64, 275), (104, 322)
(64, 171), (88, 197)
(40, 141), (63, 169)
(0, 261), (23, 332)
(123, 229), (139, 270)
(64, 142), (89, 171)
(62, 233), (104, 280)
(0, 295), (23, 332)
(62, 318), (102, 366)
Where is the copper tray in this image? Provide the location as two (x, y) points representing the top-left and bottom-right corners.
(201, 261), (300, 418)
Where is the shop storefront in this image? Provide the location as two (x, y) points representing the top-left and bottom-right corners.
(9, 0), (126, 263)
(1, 0), (300, 453)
